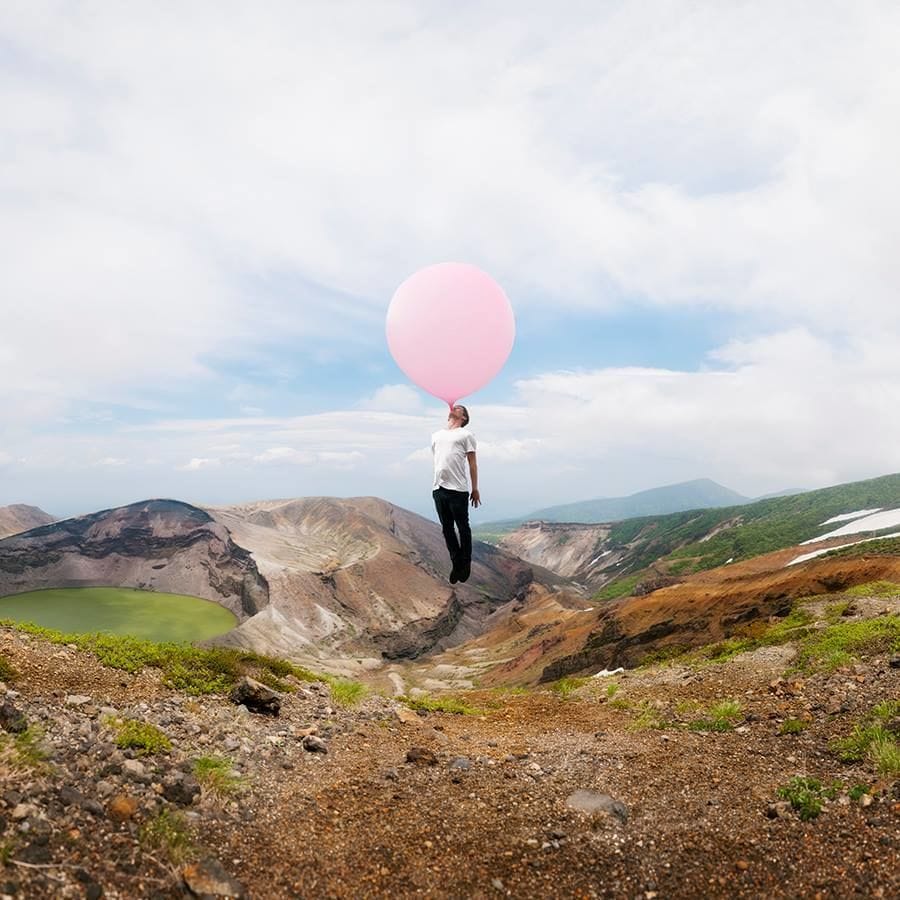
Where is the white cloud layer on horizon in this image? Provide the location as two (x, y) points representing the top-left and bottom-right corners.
(4, 327), (900, 519)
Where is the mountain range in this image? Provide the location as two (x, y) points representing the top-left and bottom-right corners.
(476, 478), (752, 536)
(1, 471), (898, 687)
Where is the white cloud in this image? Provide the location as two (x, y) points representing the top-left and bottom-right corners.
(180, 457), (221, 471)
(253, 447), (315, 466)
(95, 457), (127, 467)
(360, 385), (426, 414)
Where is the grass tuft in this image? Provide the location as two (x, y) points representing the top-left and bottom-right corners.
(0, 654), (17, 682)
(0, 726), (51, 772)
(193, 755), (244, 796)
(689, 699), (742, 732)
(0, 619), (323, 694)
(325, 677), (367, 707)
(831, 700), (900, 776)
(139, 809), (195, 864)
(401, 694), (483, 715)
(548, 676), (589, 699)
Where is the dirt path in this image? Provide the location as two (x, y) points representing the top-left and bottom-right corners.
(202, 660), (899, 899)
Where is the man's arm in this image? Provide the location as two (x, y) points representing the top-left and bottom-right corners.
(467, 451), (481, 507)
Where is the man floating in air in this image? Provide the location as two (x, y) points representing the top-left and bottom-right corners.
(385, 262), (515, 582)
(431, 404), (480, 583)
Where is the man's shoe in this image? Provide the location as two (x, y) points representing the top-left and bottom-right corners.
(449, 568), (460, 584)
(457, 565), (471, 583)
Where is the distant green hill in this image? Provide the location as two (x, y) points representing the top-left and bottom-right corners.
(476, 478), (749, 538)
(595, 471), (900, 596)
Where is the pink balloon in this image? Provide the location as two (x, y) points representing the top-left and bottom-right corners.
(386, 263), (515, 406)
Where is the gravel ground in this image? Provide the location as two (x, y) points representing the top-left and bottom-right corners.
(1, 618), (898, 899)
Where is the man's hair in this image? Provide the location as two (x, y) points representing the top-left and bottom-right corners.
(455, 404), (470, 426)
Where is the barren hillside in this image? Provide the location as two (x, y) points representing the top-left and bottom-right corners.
(0, 505), (55, 539)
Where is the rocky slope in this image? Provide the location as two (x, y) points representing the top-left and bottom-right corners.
(0, 589), (897, 899)
(0, 500), (268, 619)
(0, 505), (55, 540)
(204, 497), (562, 671)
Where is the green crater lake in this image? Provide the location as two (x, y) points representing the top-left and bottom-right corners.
(0, 587), (237, 642)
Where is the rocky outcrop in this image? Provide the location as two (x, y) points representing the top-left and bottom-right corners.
(538, 554), (900, 681)
(0, 504), (55, 539)
(206, 497), (563, 666)
(0, 499), (268, 619)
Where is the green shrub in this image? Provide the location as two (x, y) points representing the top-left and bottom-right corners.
(780, 718), (808, 735)
(110, 719), (172, 755)
(795, 615), (900, 671)
(630, 701), (666, 731)
(844, 580), (900, 598)
(777, 776), (838, 821)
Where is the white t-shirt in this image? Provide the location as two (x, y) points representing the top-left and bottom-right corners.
(431, 427), (477, 491)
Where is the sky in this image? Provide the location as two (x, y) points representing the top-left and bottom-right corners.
(2, 2), (900, 523)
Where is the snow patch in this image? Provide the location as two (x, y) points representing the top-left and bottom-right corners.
(592, 667), (625, 678)
(589, 550), (612, 566)
(820, 508), (882, 526)
(802, 508), (900, 544)
(787, 531), (900, 566)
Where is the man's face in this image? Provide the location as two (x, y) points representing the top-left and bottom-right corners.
(447, 406), (465, 428)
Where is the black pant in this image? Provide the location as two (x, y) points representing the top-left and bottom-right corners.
(433, 487), (471, 574)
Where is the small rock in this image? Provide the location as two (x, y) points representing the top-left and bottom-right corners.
(122, 759), (147, 781)
(58, 786), (85, 807)
(106, 794), (139, 823)
(736, 860), (749, 871)
(565, 790), (629, 823)
(383, 768), (399, 781)
(0, 700), (27, 734)
(449, 757), (471, 771)
(491, 878), (504, 891)
(767, 801), (791, 819)
(95, 780), (116, 799)
(182, 857), (247, 898)
(229, 677), (281, 717)
(860, 793), (873, 808)
(65, 694), (92, 707)
(889, 655), (900, 669)
(394, 707), (423, 726)
(406, 747), (438, 766)
(11, 803), (34, 821)
(85, 884), (103, 900)
(302, 734), (328, 754)
(163, 774), (201, 806)
(82, 799), (105, 817)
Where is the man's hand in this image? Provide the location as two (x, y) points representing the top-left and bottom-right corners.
(470, 489), (481, 508)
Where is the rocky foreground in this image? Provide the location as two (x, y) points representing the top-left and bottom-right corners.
(1, 597), (898, 899)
